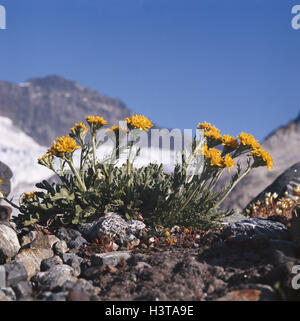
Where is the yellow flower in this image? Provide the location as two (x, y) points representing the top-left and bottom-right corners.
(48, 135), (80, 157)
(125, 115), (153, 132)
(204, 127), (222, 141)
(0, 179), (2, 185)
(166, 237), (176, 246)
(250, 148), (274, 170)
(21, 191), (37, 203)
(164, 231), (170, 237)
(222, 154), (235, 172)
(238, 132), (260, 149)
(86, 116), (107, 131)
(197, 122), (213, 131)
(108, 126), (128, 133)
(38, 152), (54, 167)
(202, 144), (223, 167)
(183, 228), (189, 234)
(70, 122), (88, 133)
(222, 135), (239, 149)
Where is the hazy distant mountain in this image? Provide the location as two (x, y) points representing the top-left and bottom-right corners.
(0, 75), (132, 146)
(220, 112), (300, 212)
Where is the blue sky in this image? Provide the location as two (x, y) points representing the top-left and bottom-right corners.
(0, 0), (300, 141)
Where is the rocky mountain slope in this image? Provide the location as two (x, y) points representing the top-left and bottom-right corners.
(0, 75), (132, 146)
(220, 113), (300, 212)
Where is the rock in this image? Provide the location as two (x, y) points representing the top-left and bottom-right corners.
(0, 205), (12, 223)
(91, 251), (131, 267)
(53, 240), (69, 254)
(61, 253), (83, 277)
(245, 162), (300, 210)
(216, 286), (276, 301)
(14, 248), (54, 279)
(222, 218), (289, 241)
(135, 262), (152, 271)
(1, 287), (16, 301)
(11, 281), (33, 300)
(0, 289), (12, 301)
(82, 266), (105, 279)
(81, 213), (146, 242)
(28, 235), (59, 249)
(55, 227), (87, 249)
(67, 286), (90, 301)
(41, 291), (68, 301)
(0, 224), (20, 262)
(41, 255), (63, 271)
(269, 240), (297, 258)
(62, 279), (100, 301)
(4, 262), (28, 286)
(68, 236), (87, 249)
(220, 213), (247, 225)
(34, 264), (77, 291)
(0, 265), (5, 288)
(0, 161), (13, 197)
(20, 231), (37, 247)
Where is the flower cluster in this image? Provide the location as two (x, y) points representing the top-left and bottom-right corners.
(202, 144), (235, 172)
(48, 135), (81, 158)
(21, 191), (37, 204)
(237, 132), (260, 149)
(197, 122), (274, 171)
(125, 114), (153, 132)
(86, 116), (107, 128)
(246, 191), (299, 220)
(250, 148), (274, 171)
(70, 122), (88, 133)
(221, 135), (239, 149)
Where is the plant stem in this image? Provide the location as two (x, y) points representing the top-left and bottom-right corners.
(91, 133), (97, 172)
(67, 159), (87, 192)
(213, 165), (252, 209)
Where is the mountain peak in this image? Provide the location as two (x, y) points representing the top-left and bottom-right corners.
(26, 75), (83, 91)
(0, 76), (132, 146)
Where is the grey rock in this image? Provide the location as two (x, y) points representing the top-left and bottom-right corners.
(53, 240), (69, 254)
(28, 234), (59, 249)
(222, 218), (289, 240)
(91, 251), (131, 267)
(41, 291), (68, 301)
(0, 265), (5, 288)
(82, 213), (146, 242)
(35, 264), (77, 291)
(61, 253), (83, 277)
(136, 262), (152, 270)
(41, 255), (63, 271)
(11, 281), (33, 300)
(269, 239), (297, 258)
(0, 224), (20, 262)
(0, 205), (12, 223)
(61, 279), (100, 300)
(20, 231), (37, 247)
(0, 289), (11, 301)
(220, 213), (247, 225)
(1, 287), (16, 301)
(4, 262), (28, 287)
(14, 247), (54, 279)
(0, 161), (13, 196)
(68, 235), (87, 249)
(55, 227), (87, 249)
